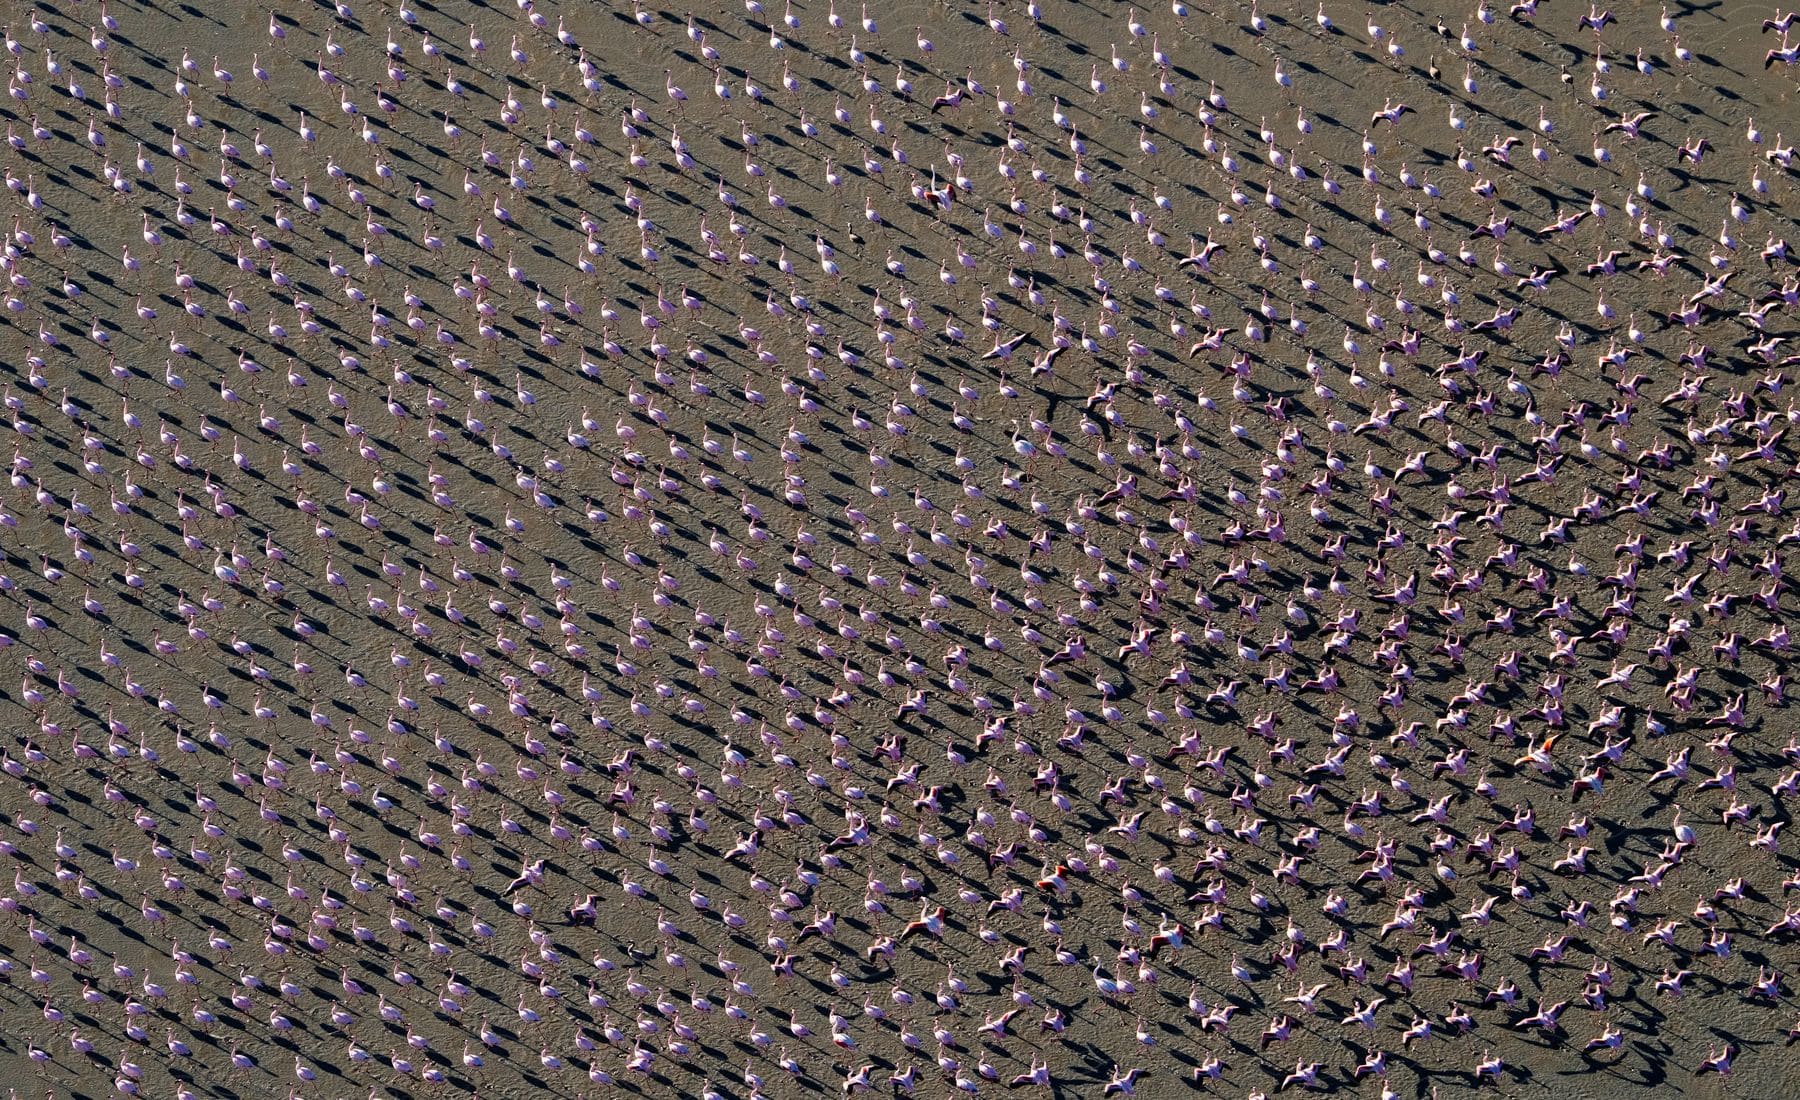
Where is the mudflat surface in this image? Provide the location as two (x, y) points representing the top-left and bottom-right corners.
(0, 0), (1795, 1098)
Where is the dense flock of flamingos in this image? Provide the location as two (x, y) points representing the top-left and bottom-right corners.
(0, 0), (1795, 1097)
